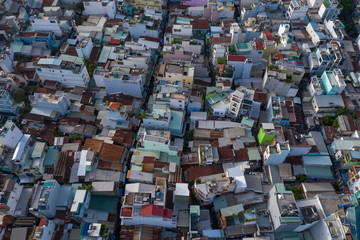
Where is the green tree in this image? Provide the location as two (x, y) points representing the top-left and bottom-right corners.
(322, 116), (334, 126)
(296, 174), (307, 182)
(333, 119), (339, 128)
(88, 63), (96, 79)
(51, 48), (58, 56)
(11, 90), (27, 103)
(76, 2), (84, 12)
(185, 129), (194, 141)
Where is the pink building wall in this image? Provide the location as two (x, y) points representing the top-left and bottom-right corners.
(163, 49), (193, 61)
(182, 0), (208, 7)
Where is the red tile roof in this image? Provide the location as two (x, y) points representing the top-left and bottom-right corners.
(264, 31), (274, 41)
(164, 209), (172, 219)
(255, 41), (264, 50)
(187, 165), (224, 181)
(39, 219), (47, 227)
(227, 55), (246, 62)
(122, 208), (133, 217)
(139, 36), (160, 43)
(141, 204), (163, 217)
(235, 148), (249, 161)
(191, 19), (210, 30)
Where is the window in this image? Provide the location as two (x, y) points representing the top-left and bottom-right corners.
(50, 20), (56, 23)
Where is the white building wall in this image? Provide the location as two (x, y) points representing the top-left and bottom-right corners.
(0, 122), (23, 149)
(104, 77), (144, 98)
(31, 18), (63, 36)
(127, 24), (159, 40)
(138, 39), (159, 49)
(182, 42), (202, 55)
(33, 97), (70, 116)
(76, 39), (93, 59)
(172, 24), (193, 37)
(122, 216), (176, 228)
(5, 183), (23, 216)
(39, 220), (56, 240)
(169, 98), (188, 111)
(84, 1), (116, 18)
(36, 65), (90, 87)
(0, 54), (14, 73)
(143, 118), (169, 130)
(94, 73), (105, 87)
(307, 0), (322, 8)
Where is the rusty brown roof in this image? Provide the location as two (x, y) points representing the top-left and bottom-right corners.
(83, 138), (104, 154)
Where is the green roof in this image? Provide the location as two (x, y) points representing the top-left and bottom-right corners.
(43, 182), (55, 187)
(213, 195), (228, 212)
(89, 195), (118, 213)
(208, 91), (230, 104)
(206, 87), (217, 96)
(168, 155), (180, 164)
(241, 117), (254, 127)
(220, 204), (244, 217)
(190, 205), (200, 215)
(43, 148), (57, 166)
(99, 46), (112, 63)
(32, 142), (46, 158)
(280, 216), (301, 223)
(247, 148), (261, 160)
(11, 41), (24, 53)
(169, 110), (185, 132)
(68, 184), (82, 202)
(304, 166), (333, 178)
(275, 183), (292, 194)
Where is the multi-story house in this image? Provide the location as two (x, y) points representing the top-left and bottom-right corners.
(311, 94), (345, 114)
(306, 22), (329, 46)
(83, 0), (117, 18)
(0, 90), (20, 115)
(194, 165), (247, 205)
(308, 42), (343, 76)
(347, 165), (360, 206)
(98, 68), (146, 98)
(120, 181), (175, 228)
(123, 17), (161, 40)
(156, 61), (194, 89)
(227, 56), (253, 80)
(307, 0), (323, 8)
(13, 32), (55, 49)
(0, 53), (14, 73)
(0, 120), (23, 149)
(198, 144), (219, 165)
(263, 142), (291, 166)
(70, 188), (91, 218)
(263, 69), (299, 97)
(35, 58), (90, 88)
(318, 0), (341, 20)
(129, 0), (162, 9)
(31, 219), (56, 240)
(31, 92), (71, 117)
(319, 69), (346, 95)
(137, 128), (180, 156)
(268, 184), (301, 232)
(286, 0), (309, 20)
(143, 104), (185, 136)
(268, 53), (305, 83)
(30, 14), (64, 37)
(324, 19), (346, 42)
(29, 180), (70, 218)
(0, 180), (27, 217)
(75, 38), (93, 59)
(257, 123), (276, 145)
